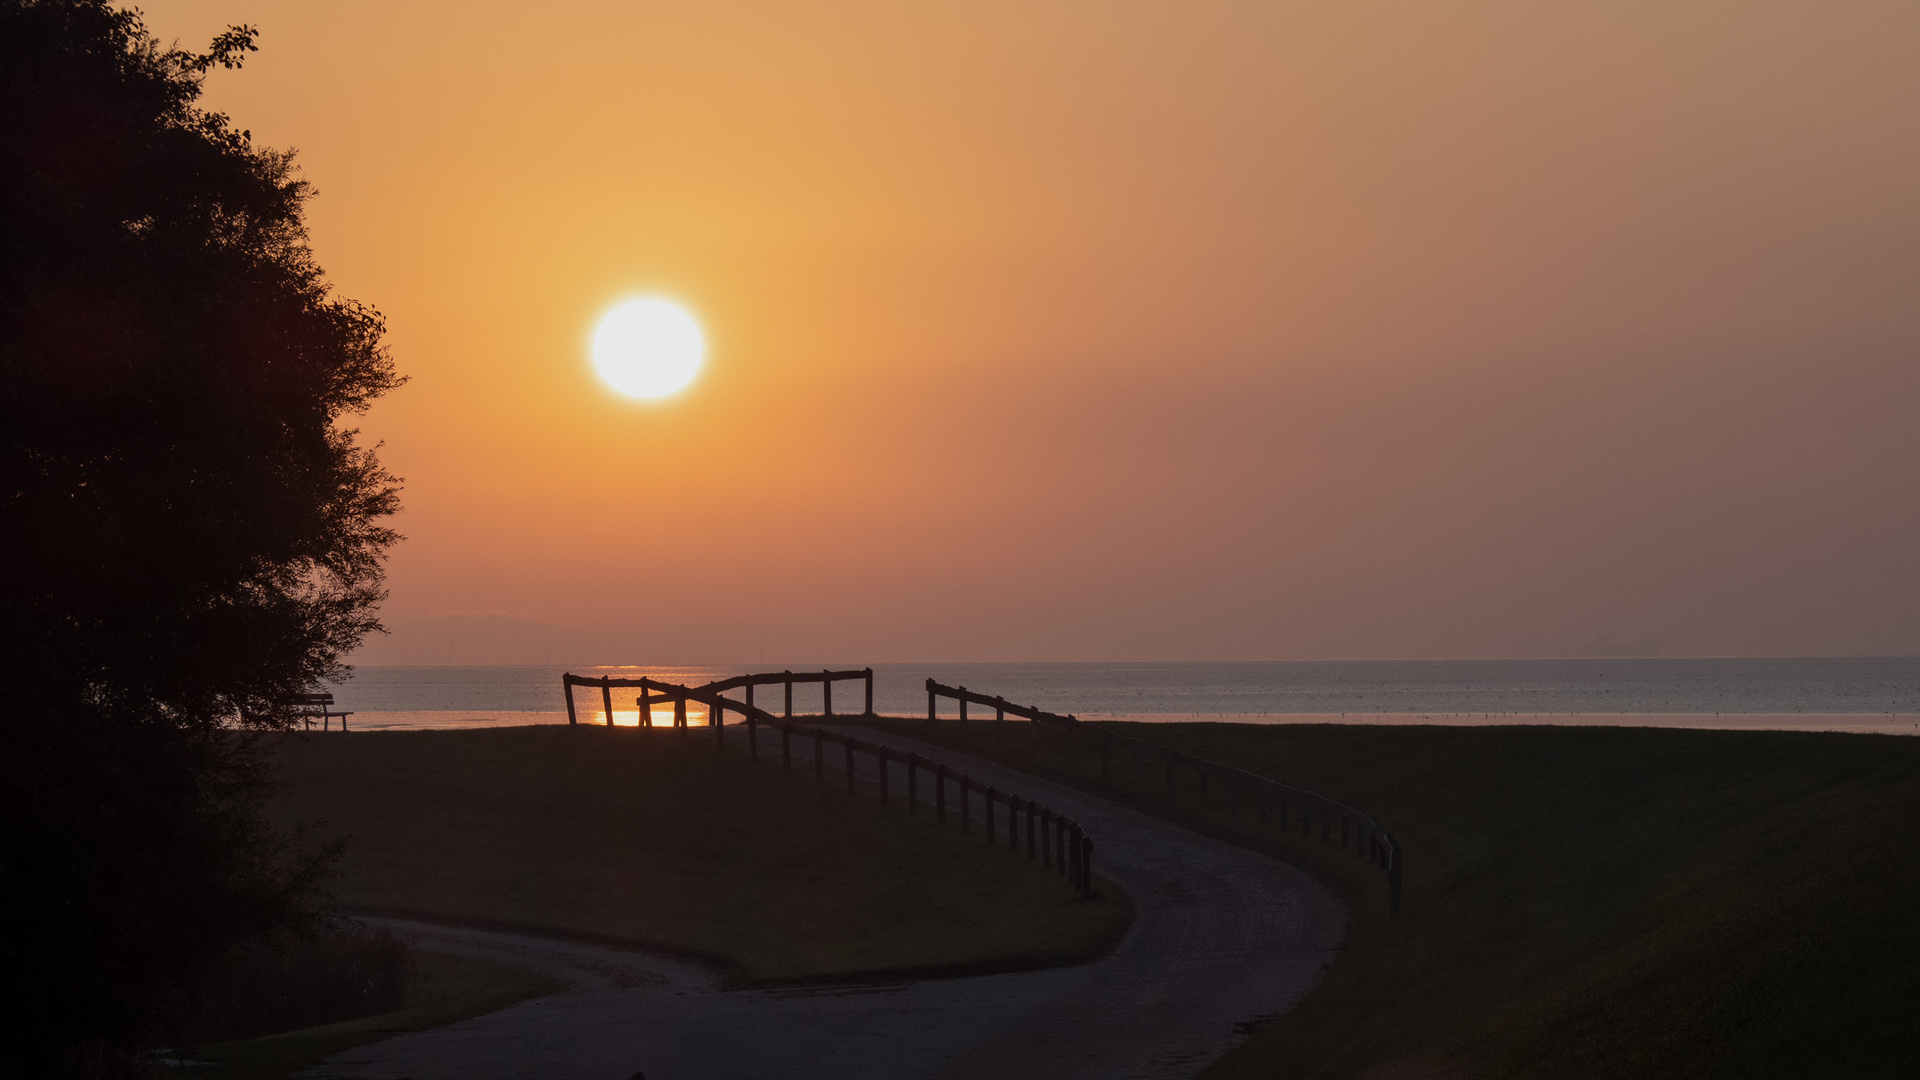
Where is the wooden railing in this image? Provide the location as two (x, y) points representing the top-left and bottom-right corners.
(926, 679), (1402, 913)
(559, 671), (1095, 897)
(562, 668), (874, 726)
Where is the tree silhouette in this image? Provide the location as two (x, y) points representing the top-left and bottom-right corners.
(0, 1), (403, 1072)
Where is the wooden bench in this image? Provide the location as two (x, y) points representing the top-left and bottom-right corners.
(291, 692), (352, 731)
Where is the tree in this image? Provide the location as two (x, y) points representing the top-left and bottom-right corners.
(0, 1), (403, 1072)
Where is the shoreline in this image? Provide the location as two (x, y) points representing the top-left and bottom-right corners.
(326, 710), (1920, 735)
(1092, 711), (1920, 734)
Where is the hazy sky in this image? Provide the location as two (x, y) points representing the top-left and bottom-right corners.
(144, 0), (1920, 664)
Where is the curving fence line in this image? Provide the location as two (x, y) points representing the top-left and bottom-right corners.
(926, 680), (1403, 913)
(561, 671), (1096, 898)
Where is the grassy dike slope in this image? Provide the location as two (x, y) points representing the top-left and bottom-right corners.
(189, 951), (564, 1080)
(268, 725), (1131, 985)
(860, 719), (1920, 1079)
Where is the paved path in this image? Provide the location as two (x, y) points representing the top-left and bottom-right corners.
(311, 729), (1343, 1080)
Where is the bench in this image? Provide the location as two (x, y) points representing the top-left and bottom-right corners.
(291, 692), (352, 732)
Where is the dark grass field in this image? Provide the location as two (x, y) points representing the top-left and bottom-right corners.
(185, 950), (564, 1080)
(267, 725), (1132, 986)
(859, 717), (1920, 1079)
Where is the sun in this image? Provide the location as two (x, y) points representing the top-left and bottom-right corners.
(591, 298), (705, 399)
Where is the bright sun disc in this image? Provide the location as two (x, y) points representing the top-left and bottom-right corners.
(591, 298), (705, 399)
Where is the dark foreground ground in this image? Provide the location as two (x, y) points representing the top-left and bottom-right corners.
(269, 726), (1133, 984)
(285, 721), (1342, 1080)
(864, 718), (1920, 1080)
(179, 727), (1133, 1076)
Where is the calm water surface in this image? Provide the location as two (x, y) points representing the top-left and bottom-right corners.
(326, 658), (1920, 732)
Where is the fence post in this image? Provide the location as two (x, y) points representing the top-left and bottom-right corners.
(959, 687), (968, 723)
(675, 696), (687, 732)
(785, 672), (794, 719)
(746, 682), (755, 717)
(927, 679), (936, 722)
(747, 713), (758, 760)
(878, 745), (889, 806)
(782, 721), (792, 774)
(995, 699), (1005, 742)
(601, 676), (614, 727)
(714, 697), (725, 746)
(936, 765), (947, 824)
(639, 688), (652, 728)
(563, 675), (578, 726)
(823, 670), (834, 717)
(865, 668), (875, 716)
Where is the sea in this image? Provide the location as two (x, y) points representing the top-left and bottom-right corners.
(325, 657), (1920, 735)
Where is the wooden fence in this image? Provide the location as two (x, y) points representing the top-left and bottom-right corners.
(562, 668), (875, 726)
(926, 679), (1403, 913)
(559, 671), (1095, 897)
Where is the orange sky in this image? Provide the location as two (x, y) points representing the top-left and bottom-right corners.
(145, 0), (1920, 663)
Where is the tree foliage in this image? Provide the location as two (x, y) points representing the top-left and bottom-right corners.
(0, 1), (403, 1072)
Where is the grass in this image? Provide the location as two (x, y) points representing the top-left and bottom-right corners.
(858, 717), (1920, 1079)
(267, 724), (1132, 986)
(179, 948), (564, 1079)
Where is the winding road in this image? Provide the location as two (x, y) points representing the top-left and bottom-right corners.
(311, 729), (1343, 1080)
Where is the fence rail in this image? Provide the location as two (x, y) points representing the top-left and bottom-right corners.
(560, 671), (1094, 897)
(562, 668), (874, 727)
(926, 679), (1402, 913)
